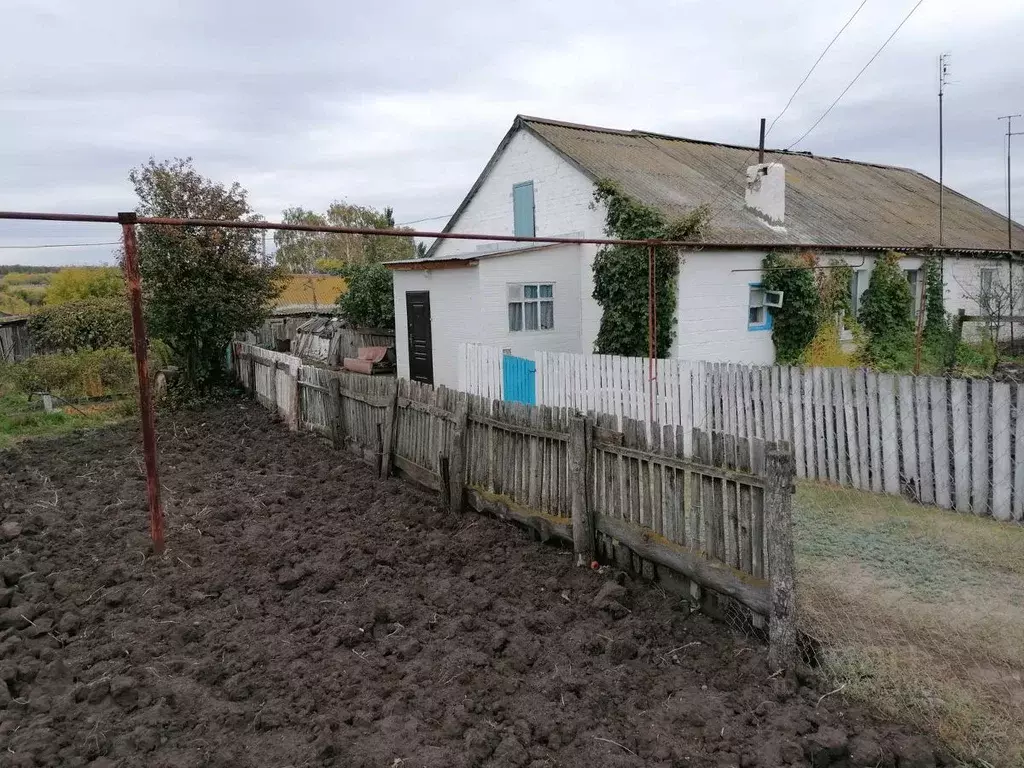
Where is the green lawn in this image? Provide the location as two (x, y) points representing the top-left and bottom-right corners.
(0, 393), (133, 449)
(794, 483), (1024, 766)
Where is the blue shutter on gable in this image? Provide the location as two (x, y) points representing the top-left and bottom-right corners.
(513, 181), (535, 237)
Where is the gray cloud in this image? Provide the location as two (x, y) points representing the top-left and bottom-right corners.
(1, 0), (1022, 265)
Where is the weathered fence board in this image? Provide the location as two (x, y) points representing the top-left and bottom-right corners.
(951, 378), (971, 511)
(233, 336), (787, 628)
(971, 379), (990, 515)
(916, 376), (934, 505)
(931, 377), (952, 510)
(879, 374), (900, 495)
(991, 383), (1012, 521)
(457, 342), (1024, 521)
(1015, 384), (1024, 523)
(898, 376), (918, 499)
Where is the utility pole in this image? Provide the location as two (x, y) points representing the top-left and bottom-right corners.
(938, 54), (951, 246)
(923, 53), (952, 374)
(998, 114), (1023, 350)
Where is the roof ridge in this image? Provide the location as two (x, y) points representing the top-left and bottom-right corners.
(519, 114), (918, 174)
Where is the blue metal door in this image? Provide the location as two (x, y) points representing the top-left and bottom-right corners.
(503, 354), (536, 405)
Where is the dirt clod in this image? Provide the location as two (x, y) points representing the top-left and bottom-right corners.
(803, 725), (849, 766)
(0, 401), (941, 766)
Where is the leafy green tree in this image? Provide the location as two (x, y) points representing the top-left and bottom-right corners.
(273, 208), (329, 273)
(273, 201), (415, 271)
(29, 299), (131, 352)
(45, 267), (124, 305)
(761, 252), (820, 364)
(129, 157), (284, 390)
(335, 263), (394, 330)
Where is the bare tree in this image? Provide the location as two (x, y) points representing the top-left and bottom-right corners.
(958, 264), (1024, 366)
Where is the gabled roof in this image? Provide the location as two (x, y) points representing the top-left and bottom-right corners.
(432, 115), (1024, 253)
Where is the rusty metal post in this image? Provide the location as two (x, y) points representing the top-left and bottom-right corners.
(647, 242), (657, 425)
(119, 212), (165, 555)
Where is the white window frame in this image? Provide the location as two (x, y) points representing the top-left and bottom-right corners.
(980, 267), (996, 301)
(842, 268), (868, 339)
(904, 268), (921, 318)
(747, 284), (771, 331)
(508, 282), (555, 332)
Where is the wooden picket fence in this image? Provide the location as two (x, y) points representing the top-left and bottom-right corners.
(458, 344), (1024, 522)
(233, 342), (800, 666)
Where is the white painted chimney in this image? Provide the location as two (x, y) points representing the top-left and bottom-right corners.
(745, 162), (785, 226)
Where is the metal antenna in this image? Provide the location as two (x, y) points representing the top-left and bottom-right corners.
(938, 53), (951, 247)
(997, 113), (1023, 349)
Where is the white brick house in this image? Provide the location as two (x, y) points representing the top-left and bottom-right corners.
(388, 116), (1024, 387)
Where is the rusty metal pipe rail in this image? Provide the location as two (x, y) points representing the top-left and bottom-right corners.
(1, 210), (1021, 255)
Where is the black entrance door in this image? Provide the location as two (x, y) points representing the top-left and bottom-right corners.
(405, 291), (434, 385)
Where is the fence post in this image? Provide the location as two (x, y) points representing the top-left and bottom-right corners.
(248, 353), (256, 400)
(328, 377), (342, 449)
(379, 379), (400, 479)
(291, 364), (301, 431)
(268, 361), (278, 415)
(438, 454), (452, 511)
(449, 394), (469, 513)
(765, 441), (797, 671)
(569, 415), (595, 566)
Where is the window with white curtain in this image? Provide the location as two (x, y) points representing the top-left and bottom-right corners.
(508, 283), (554, 331)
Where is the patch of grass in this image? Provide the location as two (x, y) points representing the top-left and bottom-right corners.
(795, 482), (1024, 766)
(0, 393), (131, 449)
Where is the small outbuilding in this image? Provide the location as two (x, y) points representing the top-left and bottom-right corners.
(0, 315), (32, 362)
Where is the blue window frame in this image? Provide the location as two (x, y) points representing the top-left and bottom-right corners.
(748, 282), (773, 331)
(513, 181), (535, 237)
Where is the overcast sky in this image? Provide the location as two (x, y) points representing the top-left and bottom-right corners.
(2, 0), (1022, 266)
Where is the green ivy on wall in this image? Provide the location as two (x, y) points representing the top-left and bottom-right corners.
(760, 252), (820, 364)
(590, 180), (708, 357)
(859, 251), (915, 370)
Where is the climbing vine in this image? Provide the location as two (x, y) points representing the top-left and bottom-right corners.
(921, 256), (954, 369)
(760, 251), (950, 372)
(760, 252), (820, 364)
(590, 180), (708, 357)
(804, 258), (859, 367)
(859, 251), (915, 370)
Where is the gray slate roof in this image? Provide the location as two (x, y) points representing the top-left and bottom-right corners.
(441, 115), (1024, 252)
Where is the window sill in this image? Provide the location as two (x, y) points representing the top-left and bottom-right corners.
(747, 324), (772, 332)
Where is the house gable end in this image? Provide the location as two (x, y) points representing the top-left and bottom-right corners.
(427, 117), (600, 259)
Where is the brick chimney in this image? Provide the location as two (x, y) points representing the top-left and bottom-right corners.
(745, 162), (785, 226)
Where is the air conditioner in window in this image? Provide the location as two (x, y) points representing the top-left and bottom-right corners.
(764, 290), (784, 308)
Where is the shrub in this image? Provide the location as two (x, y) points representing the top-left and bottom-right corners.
(859, 252), (915, 369)
(45, 267), (124, 305)
(335, 262), (394, 330)
(28, 299), (132, 353)
(0, 349), (139, 399)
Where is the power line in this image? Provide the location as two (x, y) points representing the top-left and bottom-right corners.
(766, 0), (870, 139)
(785, 0), (927, 150)
(702, 0), (871, 227)
(0, 241), (120, 250)
(396, 213), (453, 227)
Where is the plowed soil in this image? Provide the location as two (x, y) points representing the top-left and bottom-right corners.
(0, 400), (944, 767)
